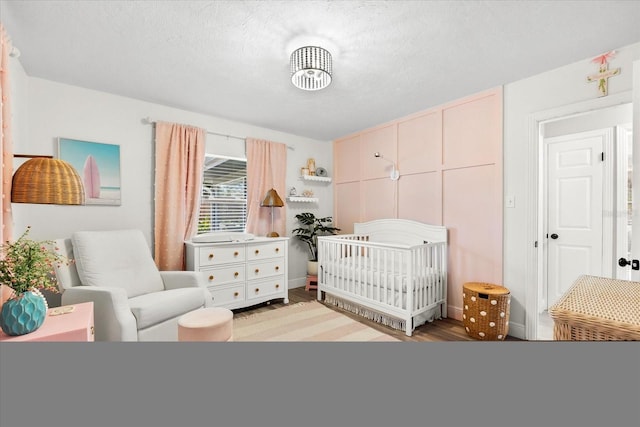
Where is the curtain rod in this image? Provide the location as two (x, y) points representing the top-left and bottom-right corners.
(142, 117), (294, 150)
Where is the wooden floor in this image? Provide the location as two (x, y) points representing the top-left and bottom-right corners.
(233, 287), (523, 342)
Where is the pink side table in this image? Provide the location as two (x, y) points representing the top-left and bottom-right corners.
(0, 301), (95, 342)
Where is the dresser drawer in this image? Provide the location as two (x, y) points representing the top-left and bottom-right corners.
(246, 276), (285, 300)
(247, 241), (285, 261)
(208, 285), (245, 306)
(198, 245), (245, 267)
(201, 265), (245, 286)
(247, 259), (285, 280)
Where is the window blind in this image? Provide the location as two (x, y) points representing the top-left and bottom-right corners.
(198, 156), (247, 233)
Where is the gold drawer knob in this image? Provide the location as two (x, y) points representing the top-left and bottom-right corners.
(275, 284), (280, 289)
(234, 272), (239, 277)
(234, 251), (239, 256)
(208, 253), (214, 259)
(275, 248), (280, 253)
(255, 288), (260, 293)
(234, 292), (239, 297)
(255, 268), (260, 274)
(208, 275), (215, 281)
(275, 266), (279, 271)
(255, 249), (260, 255)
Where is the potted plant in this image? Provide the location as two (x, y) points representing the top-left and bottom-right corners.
(0, 226), (70, 336)
(292, 212), (340, 275)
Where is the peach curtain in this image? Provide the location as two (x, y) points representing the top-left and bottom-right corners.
(245, 138), (287, 237)
(154, 122), (205, 270)
(0, 25), (13, 244)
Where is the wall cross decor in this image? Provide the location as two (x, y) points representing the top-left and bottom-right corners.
(586, 50), (621, 97)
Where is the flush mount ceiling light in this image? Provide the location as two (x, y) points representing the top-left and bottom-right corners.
(290, 46), (332, 91)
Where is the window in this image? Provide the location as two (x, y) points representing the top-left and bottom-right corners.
(198, 155), (247, 234)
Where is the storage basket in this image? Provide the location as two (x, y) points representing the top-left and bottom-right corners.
(463, 282), (510, 340)
(548, 275), (640, 341)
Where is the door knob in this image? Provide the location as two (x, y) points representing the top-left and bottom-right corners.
(550, 233), (559, 239)
(618, 258), (640, 270)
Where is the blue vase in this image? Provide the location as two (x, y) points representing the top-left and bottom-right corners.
(0, 291), (47, 336)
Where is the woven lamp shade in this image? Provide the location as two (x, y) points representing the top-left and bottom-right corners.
(11, 158), (85, 205)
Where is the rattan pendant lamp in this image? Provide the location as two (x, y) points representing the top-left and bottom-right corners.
(11, 155), (85, 205)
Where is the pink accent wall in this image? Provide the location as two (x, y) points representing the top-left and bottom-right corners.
(333, 87), (503, 320)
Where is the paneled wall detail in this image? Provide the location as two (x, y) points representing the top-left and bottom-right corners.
(333, 87), (503, 320)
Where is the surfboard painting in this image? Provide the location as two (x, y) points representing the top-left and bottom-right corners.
(58, 138), (121, 205)
(83, 155), (101, 199)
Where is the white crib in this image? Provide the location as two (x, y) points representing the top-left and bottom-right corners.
(317, 219), (447, 336)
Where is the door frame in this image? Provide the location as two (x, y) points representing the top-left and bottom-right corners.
(524, 91), (632, 341)
(541, 128), (614, 311)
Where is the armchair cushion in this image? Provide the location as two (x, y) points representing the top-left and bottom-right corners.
(128, 288), (206, 330)
(72, 229), (164, 298)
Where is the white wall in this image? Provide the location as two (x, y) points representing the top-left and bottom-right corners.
(10, 74), (333, 289)
(503, 41), (640, 339)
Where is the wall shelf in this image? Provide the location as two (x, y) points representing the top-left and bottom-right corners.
(287, 196), (319, 203)
(300, 175), (332, 183)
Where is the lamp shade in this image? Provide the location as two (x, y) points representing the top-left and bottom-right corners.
(11, 158), (85, 205)
(261, 188), (284, 207)
(290, 46), (332, 91)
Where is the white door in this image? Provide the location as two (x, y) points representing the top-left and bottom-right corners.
(545, 129), (611, 309)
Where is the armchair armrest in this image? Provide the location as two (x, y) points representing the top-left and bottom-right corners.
(160, 271), (205, 290)
(61, 286), (138, 341)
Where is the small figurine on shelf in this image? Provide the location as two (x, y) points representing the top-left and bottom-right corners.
(301, 167), (309, 176)
(302, 189), (314, 197)
(289, 187), (297, 196)
(307, 158), (316, 176)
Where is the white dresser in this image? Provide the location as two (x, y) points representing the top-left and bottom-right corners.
(185, 237), (289, 309)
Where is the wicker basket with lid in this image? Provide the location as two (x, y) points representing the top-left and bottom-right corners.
(548, 275), (640, 341)
(463, 282), (510, 340)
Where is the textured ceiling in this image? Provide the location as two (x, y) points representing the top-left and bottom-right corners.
(2, 0), (640, 141)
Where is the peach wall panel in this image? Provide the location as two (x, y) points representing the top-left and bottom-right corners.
(362, 178), (396, 221)
(442, 90), (501, 169)
(334, 134), (361, 183)
(443, 164), (502, 320)
(398, 172), (442, 225)
(334, 182), (361, 234)
(361, 125), (397, 180)
(398, 110), (442, 174)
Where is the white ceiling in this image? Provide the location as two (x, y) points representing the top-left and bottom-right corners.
(2, 0), (640, 141)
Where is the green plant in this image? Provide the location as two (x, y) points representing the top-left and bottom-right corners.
(292, 212), (340, 261)
(0, 226), (70, 297)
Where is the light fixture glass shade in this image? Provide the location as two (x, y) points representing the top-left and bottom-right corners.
(11, 158), (85, 205)
(290, 46), (332, 91)
(261, 188), (284, 207)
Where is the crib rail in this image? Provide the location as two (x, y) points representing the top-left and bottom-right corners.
(317, 234), (447, 335)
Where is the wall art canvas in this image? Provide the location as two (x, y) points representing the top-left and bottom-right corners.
(58, 137), (121, 206)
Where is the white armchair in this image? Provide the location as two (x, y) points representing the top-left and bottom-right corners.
(53, 229), (213, 341)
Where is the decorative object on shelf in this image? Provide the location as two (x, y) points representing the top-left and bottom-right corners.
(290, 46), (332, 91)
(586, 50), (621, 97)
(58, 137), (122, 205)
(301, 189), (314, 197)
(260, 188), (285, 237)
(374, 152), (400, 180)
(289, 187), (297, 196)
(292, 213), (340, 274)
(0, 226), (71, 336)
(315, 167), (327, 177)
(11, 155), (85, 205)
(301, 167), (309, 176)
(307, 158), (316, 176)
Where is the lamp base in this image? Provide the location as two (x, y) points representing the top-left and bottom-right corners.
(266, 231), (280, 238)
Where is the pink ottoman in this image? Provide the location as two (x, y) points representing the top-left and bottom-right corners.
(178, 307), (234, 342)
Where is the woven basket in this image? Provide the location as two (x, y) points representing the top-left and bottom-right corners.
(549, 275), (640, 341)
(463, 282), (510, 340)
(11, 158), (85, 205)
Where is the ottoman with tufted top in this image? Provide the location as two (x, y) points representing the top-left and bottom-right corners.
(178, 307), (234, 342)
